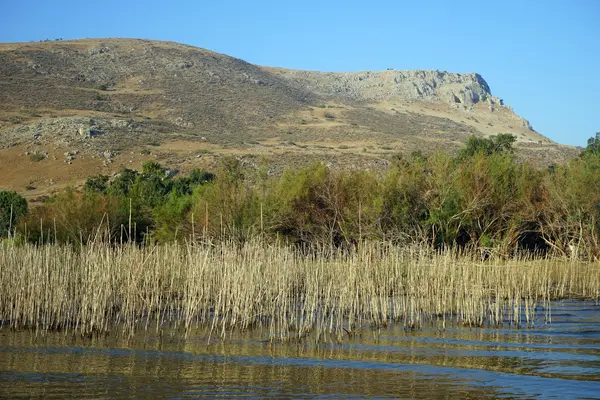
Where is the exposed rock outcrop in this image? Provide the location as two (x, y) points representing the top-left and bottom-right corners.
(272, 69), (490, 107)
(270, 68), (535, 134)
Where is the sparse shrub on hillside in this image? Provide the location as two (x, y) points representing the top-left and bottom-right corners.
(85, 175), (109, 194)
(29, 153), (46, 162)
(458, 133), (516, 159)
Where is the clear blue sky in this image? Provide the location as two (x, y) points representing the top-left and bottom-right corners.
(2, 0), (598, 146)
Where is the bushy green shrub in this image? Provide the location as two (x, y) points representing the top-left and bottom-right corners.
(85, 175), (109, 194)
(581, 132), (600, 157)
(185, 157), (261, 243)
(458, 133), (516, 159)
(29, 153), (46, 162)
(21, 189), (121, 244)
(0, 191), (28, 237)
(17, 140), (600, 256)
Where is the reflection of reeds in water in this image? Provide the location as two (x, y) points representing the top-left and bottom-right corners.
(0, 241), (598, 341)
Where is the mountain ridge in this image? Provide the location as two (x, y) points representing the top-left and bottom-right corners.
(0, 38), (577, 197)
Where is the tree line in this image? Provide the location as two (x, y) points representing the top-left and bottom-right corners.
(2, 133), (600, 257)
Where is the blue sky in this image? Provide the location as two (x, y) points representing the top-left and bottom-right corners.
(2, 1), (598, 146)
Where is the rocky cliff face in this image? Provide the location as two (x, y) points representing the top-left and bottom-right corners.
(271, 69), (487, 104)
(270, 68), (533, 131)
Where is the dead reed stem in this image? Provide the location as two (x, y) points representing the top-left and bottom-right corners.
(0, 241), (598, 341)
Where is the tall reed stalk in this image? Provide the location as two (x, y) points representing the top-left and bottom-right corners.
(0, 241), (598, 341)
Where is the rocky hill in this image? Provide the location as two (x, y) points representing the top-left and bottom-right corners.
(0, 38), (577, 197)
(271, 68), (518, 117)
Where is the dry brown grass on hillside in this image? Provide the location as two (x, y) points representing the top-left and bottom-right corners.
(0, 39), (579, 196)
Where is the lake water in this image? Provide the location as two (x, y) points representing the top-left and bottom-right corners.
(0, 300), (599, 399)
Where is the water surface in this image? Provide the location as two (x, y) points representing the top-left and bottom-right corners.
(1, 300), (599, 399)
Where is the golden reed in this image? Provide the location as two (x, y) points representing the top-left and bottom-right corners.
(0, 241), (598, 341)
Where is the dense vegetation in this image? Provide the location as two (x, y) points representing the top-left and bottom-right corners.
(3, 133), (600, 257)
(2, 134), (599, 340)
(0, 191), (28, 237)
(1, 241), (597, 338)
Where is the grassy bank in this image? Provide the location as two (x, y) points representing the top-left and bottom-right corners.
(1, 241), (598, 341)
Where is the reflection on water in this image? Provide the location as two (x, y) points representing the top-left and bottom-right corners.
(0, 300), (599, 399)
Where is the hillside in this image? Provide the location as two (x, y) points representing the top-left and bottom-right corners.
(0, 38), (577, 197)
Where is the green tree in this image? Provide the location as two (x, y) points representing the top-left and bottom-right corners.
(141, 160), (165, 178)
(459, 133), (517, 158)
(581, 132), (600, 157)
(172, 169), (215, 196)
(84, 175), (109, 194)
(0, 191), (28, 237)
(107, 168), (139, 198)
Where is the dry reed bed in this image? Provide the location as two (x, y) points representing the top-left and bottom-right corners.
(0, 242), (598, 341)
